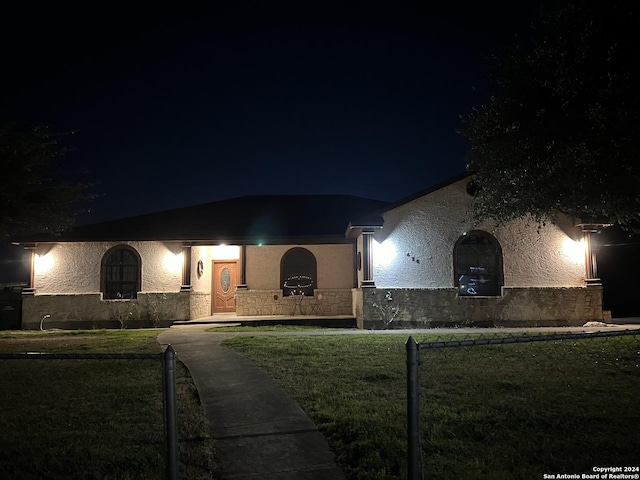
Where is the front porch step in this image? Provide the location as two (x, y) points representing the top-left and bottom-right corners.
(173, 316), (357, 328)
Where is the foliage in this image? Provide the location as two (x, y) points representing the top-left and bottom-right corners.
(0, 121), (94, 239)
(460, 1), (640, 227)
(370, 290), (400, 328)
(106, 294), (170, 329)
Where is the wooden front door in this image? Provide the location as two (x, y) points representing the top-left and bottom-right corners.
(212, 261), (238, 313)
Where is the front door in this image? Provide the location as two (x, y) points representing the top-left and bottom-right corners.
(212, 261), (238, 313)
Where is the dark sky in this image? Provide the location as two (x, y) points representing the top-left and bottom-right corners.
(1, 1), (538, 225)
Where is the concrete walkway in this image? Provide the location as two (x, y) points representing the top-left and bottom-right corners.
(157, 325), (346, 480)
(157, 321), (640, 478)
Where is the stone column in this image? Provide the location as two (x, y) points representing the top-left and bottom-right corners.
(361, 230), (376, 287)
(180, 244), (192, 292)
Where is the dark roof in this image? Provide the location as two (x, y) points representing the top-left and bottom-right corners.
(19, 195), (389, 244)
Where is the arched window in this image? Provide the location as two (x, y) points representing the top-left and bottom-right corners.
(101, 245), (141, 299)
(280, 247), (316, 297)
(454, 231), (503, 296)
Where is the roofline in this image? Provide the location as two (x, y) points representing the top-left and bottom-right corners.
(12, 234), (357, 246)
(379, 171), (474, 213)
(12, 179), (479, 245)
(344, 220), (384, 239)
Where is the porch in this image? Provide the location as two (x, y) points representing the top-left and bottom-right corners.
(174, 313), (357, 328)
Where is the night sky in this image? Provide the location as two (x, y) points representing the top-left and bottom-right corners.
(1, 0), (537, 224)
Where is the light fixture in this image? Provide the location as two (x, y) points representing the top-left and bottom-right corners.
(34, 253), (54, 274)
(163, 252), (183, 274)
(374, 239), (396, 267)
(561, 237), (585, 264)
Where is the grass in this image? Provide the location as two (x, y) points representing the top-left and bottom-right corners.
(0, 330), (218, 480)
(223, 332), (640, 480)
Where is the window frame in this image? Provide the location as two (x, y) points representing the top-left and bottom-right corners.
(101, 245), (142, 300)
(280, 247), (317, 297)
(453, 230), (503, 297)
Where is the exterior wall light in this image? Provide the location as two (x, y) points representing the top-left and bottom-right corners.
(211, 245), (240, 260)
(163, 252), (183, 275)
(374, 239), (396, 267)
(34, 253), (54, 274)
(561, 237), (585, 264)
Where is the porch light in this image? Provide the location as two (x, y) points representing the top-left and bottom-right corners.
(163, 252), (183, 274)
(34, 253), (54, 274)
(374, 239), (396, 267)
(211, 244), (240, 260)
(561, 237), (585, 264)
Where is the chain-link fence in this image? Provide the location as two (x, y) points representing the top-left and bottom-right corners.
(0, 347), (178, 480)
(407, 330), (640, 480)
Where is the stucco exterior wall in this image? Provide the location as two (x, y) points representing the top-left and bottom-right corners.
(246, 244), (355, 290)
(191, 245), (240, 294)
(24, 241), (186, 328)
(34, 241), (183, 294)
(371, 178), (585, 288)
(354, 177), (601, 328)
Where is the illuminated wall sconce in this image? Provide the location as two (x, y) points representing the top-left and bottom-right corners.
(374, 240), (396, 267)
(163, 252), (183, 274)
(561, 237), (585, 264)
(34, 253), (54, 274)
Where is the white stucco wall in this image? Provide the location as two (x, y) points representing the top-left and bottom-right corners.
(33, 241), (183, 294)
(33, 241), (354, 309)
(246, 244), (355, 290)
(371, 178), (585, 289)
(191, 245), (240, 293)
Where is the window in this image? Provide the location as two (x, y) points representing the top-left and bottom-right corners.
(454, 231), (503, 296)
(280, 247), (316, 296)
(102, 246), (141, 299)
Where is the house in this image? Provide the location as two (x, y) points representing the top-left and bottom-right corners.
(14, 173), (606, 329)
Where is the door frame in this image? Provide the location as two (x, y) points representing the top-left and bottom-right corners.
(211, 260), (238, 314)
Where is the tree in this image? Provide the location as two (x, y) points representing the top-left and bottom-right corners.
(460, 1), (640, 227)
(0, 122), (94, 239)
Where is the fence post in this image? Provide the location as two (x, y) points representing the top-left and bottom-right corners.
(163, 345), (179, 480)
(406, 336), (421, 480)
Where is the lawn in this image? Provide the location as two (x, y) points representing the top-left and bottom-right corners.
(0, 330), (218, 480)
(223, 332), (640, 480)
